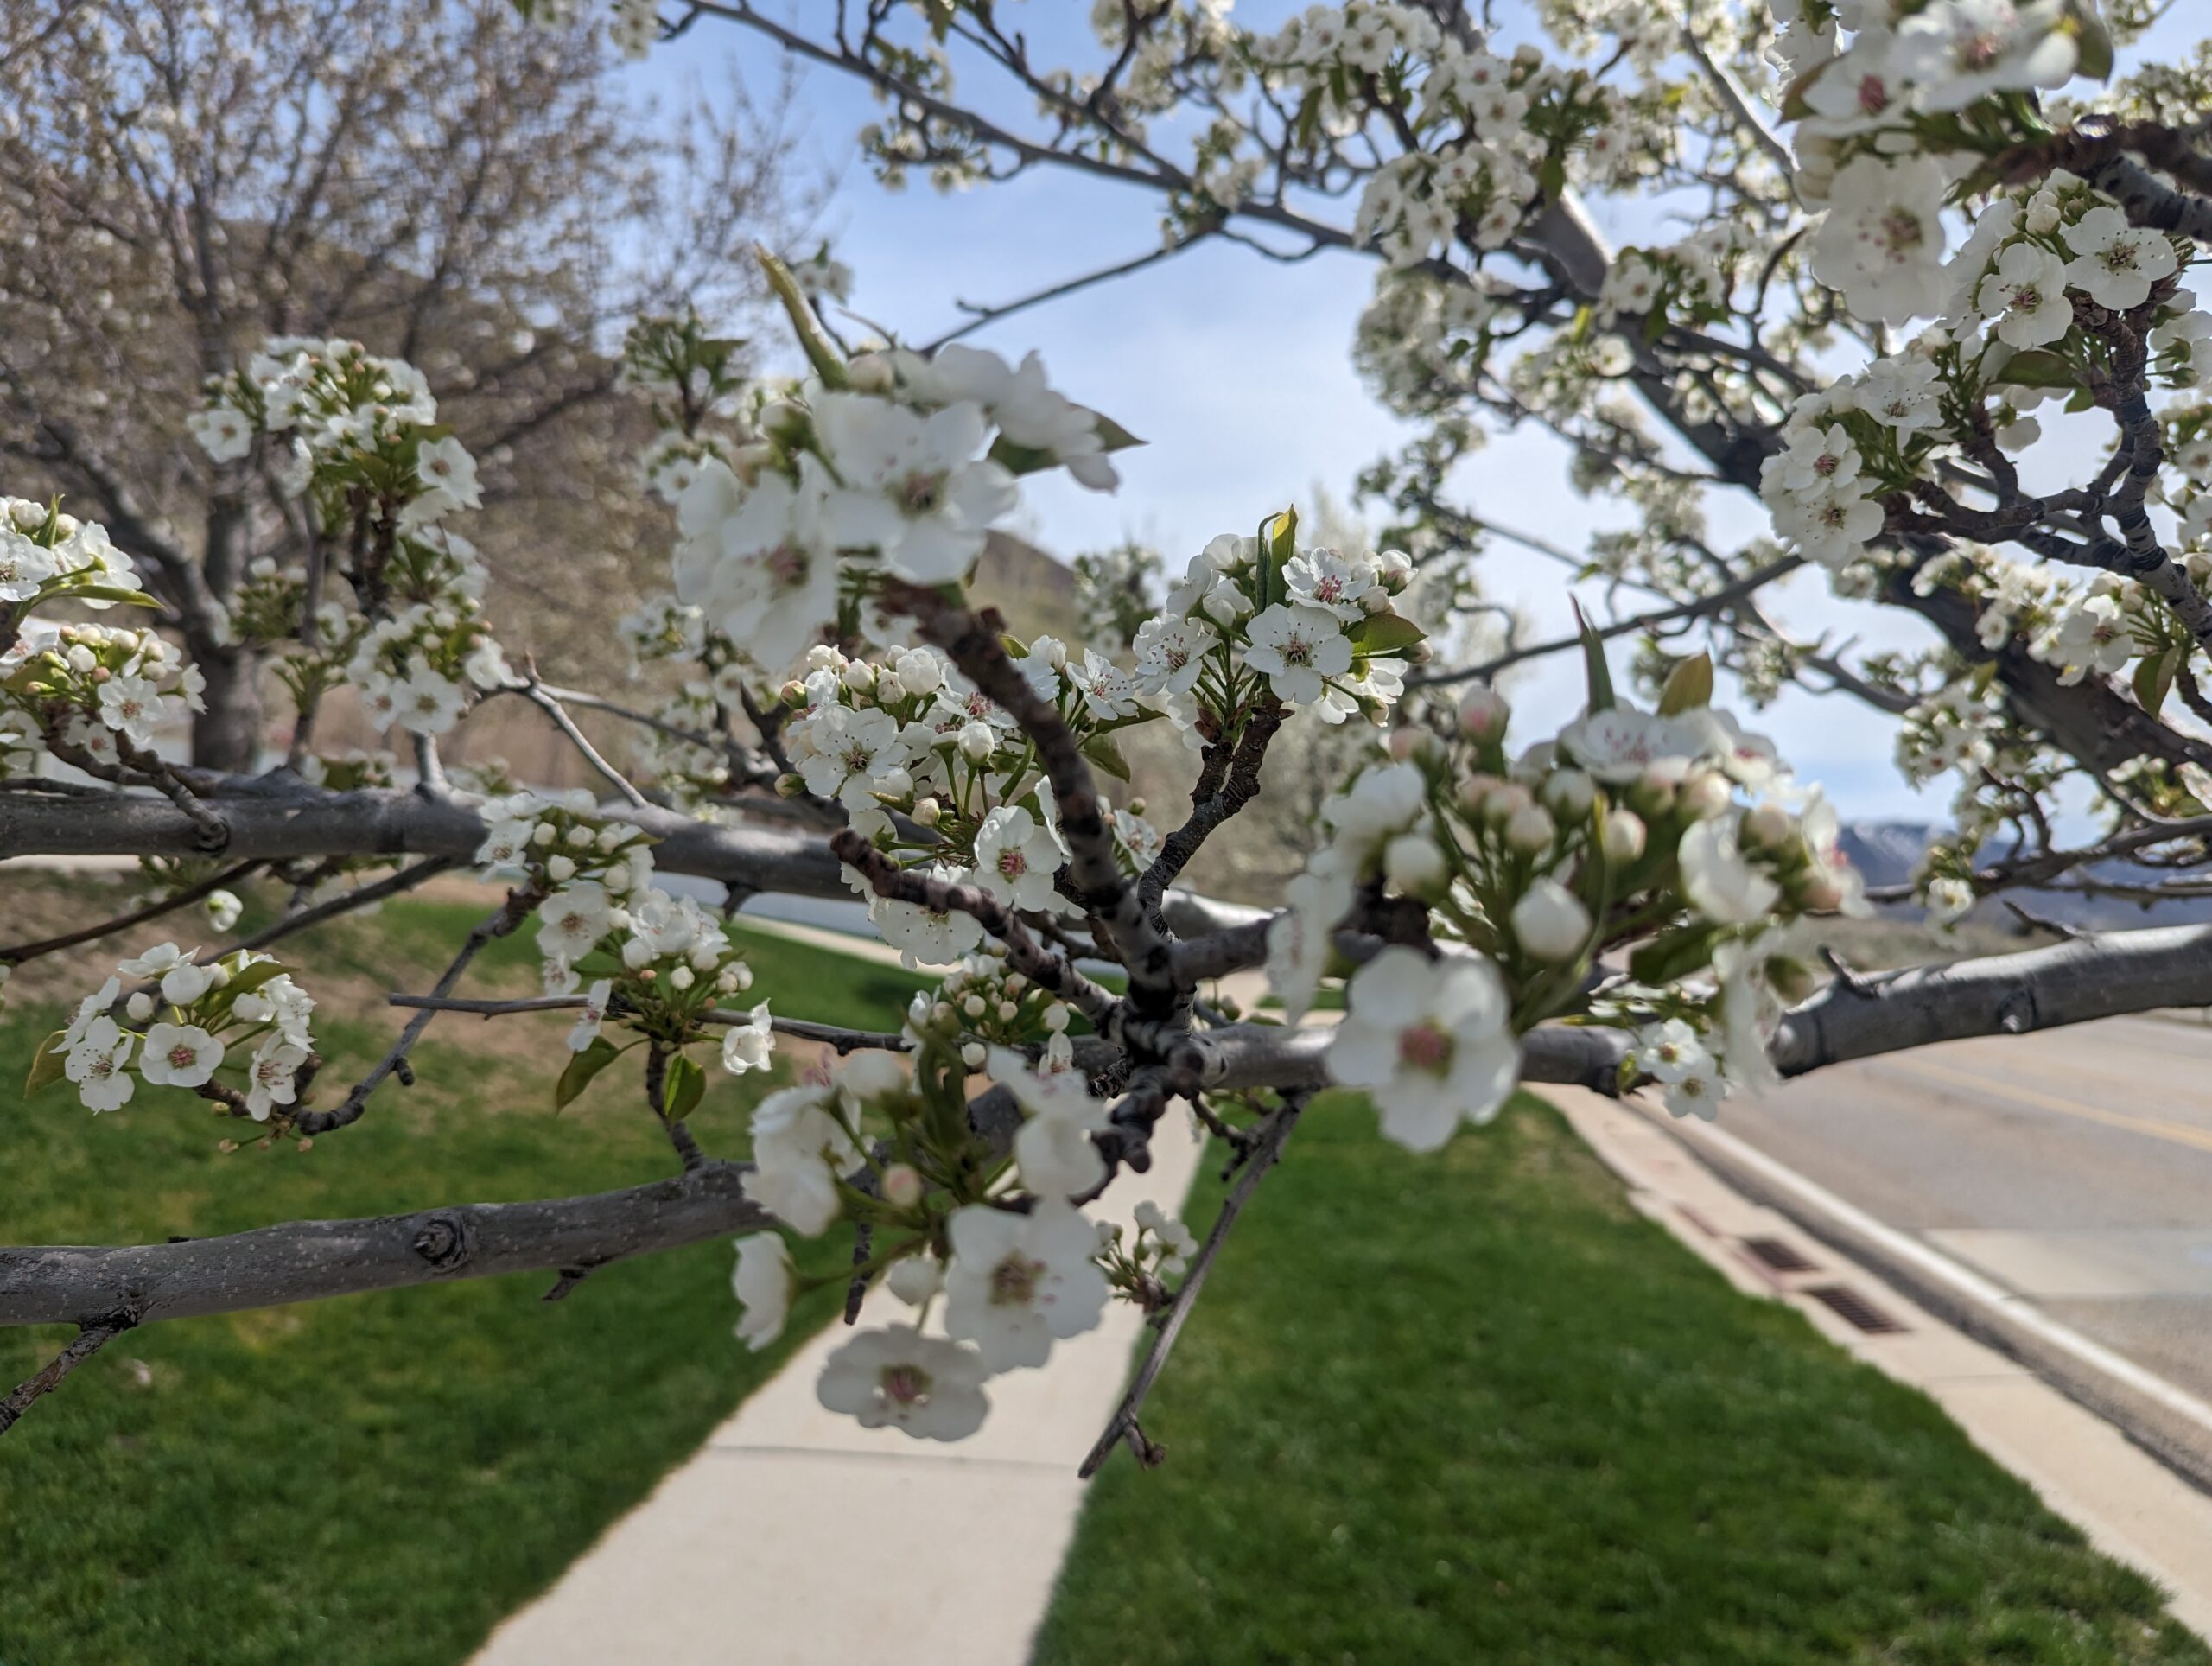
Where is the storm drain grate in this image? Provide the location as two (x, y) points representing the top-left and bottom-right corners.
(1741, 1235), (1821, 1275)
(1805, 1283), (1909, 1335)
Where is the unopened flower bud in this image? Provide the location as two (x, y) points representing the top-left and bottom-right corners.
(882, 1163), (925, 1207)
(1601, 811), (1647, 864)
(913, 796), (943, 828)
(1459, 772), (1501, 813)
(126, 992), (155, 1021)
(1483, 782), (1533, 824)
(1678, 771), (1732, 820)
(1456, 685), (1510, 740)
(847, 353), (895, 393)
(960, 1041), (986, 1069)
(775, 772), (806, 799)
(1383, 831), (1446, 895)
(1043, 1002), (1070, 1033)
(1543, 769), (1595, 817)
(1511, 879), (1592, 962)
(671, 966), (695, 990)
(1741, 804), (1791, 849)
(779, 678), (808, 705)
(1505, 802), (1557, 852)
(546, 855), (576, 882)
(1798, 874), (1845, 912)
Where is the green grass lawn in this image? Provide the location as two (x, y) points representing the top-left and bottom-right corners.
(0, 889), (931, 1666)
(1036, 1092), (2207, 1666)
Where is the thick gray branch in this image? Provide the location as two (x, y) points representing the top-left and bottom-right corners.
(0, 1160), (771, 1331)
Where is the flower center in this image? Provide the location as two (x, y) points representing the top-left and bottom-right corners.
(1281, 633), (1313, 667)
(899, 470), (947, 514)
(168, 1044), (196, 1071)
(880, 1364), (931, 1407)
(1397, 1022), (1454, 1075)
(766, 544), (807, 586)
(1879, 208), (1926, 257)
(1856, 74), (1890, 116)
(989, 1252), (1046, 1307)
(998, 849), (1027, 879)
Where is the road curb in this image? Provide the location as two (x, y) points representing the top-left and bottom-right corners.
(1547, 1087), (2212, 1638)
(1659, 1103), (2212, 1502)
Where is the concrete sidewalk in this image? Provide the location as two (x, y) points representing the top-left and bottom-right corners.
(473, 1106), (1205, 1666)
(1549, 1087), (2212, 1639)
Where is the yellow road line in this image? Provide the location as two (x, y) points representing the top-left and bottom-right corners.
(1884, 1056), (2212, 1157)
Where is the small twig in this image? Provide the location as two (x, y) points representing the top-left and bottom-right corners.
(0, 1319), (132, 1438)
(1077, 1093), (1306, 1479)
(0, 859), (263, 965)
(385, 993), (912, 1053)
(226, 857), (459, 957)
(518, 681), (652, 809)
(645, 1043), (709, 1173)
(541, 1267), (594, 1303)
(296, 888), (542, 1135)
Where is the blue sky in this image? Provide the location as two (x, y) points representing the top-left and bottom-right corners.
(618, 4), (2142, 824)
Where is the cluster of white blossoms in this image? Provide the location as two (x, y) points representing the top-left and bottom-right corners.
(727, 1004), (1200, 1444)
(769, 636), (1159, 965)
(667, 308), (1128, 680)
(1270, 660), (1861, 1141)
(42, 948), (319, 1123)
(1594, 226), (1748, 332)
(0, 498), (145, 614)
(2, 613), (204, 776)
(0, 499), (179, 779)
(920, 951), (1078, 1075)
(1332, 34), (1601, 268)
(1758, 398), (1897, 571)
(189, 336), (509, 738)
(1144, 517), (1425, 733)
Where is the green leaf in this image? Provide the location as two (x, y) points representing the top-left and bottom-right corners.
(1347, 612), (1427, 656)
(1656, 652), (1714, 716)
(1989, 349), (2078, 391)
(50, 583), (165, 610)
(665, 1052), (706, 1121)
(223, 958), (293, 1000)
(753, 246), (848, 387)
(555, 1037), (620, 1112)
(1091, 412), (1144, 454)
(1573, 601), (1617, 712)
(2068, 0), (2113, 81)
(1081, 731), (1132, 782)
(988, 438), (1062, 477)
(1628, 925), (1719, 988)
(2134, 645), (2179, 717)
(24, 1029), (70, 1097)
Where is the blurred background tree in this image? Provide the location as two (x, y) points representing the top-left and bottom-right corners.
(0, 0), (808, 767)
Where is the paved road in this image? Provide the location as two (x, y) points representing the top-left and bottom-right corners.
(1721, 1013), (2212, 1407)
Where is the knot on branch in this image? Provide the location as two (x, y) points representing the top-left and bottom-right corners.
(411, 1213), (475, 1273)
(1997, 983), (2040, 1035)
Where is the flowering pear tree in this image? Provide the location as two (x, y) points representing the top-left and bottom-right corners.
(8, 0), (2212, 1469)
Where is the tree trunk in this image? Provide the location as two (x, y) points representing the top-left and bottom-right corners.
(189, 645), (266, 773)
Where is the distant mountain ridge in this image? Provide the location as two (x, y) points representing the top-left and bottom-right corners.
(1836, 821), (2211, 927)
